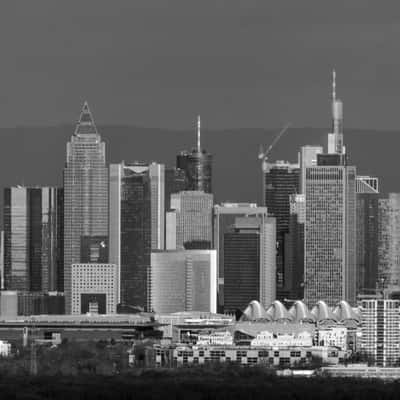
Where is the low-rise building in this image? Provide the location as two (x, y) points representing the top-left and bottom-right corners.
(317, 326), (348, 350)
(154, 344), (346, 368)
(251, 331), (313, 347)
(0, 340), (11, 357)
(197, 331), (233, 346)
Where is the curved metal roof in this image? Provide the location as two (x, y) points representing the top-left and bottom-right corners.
(240, 300), (270, 321)
(266, 300), (293, 322)
(311, 300), (337, 322)
(333, 300), (360, 322)
(289, 300), (315, 323)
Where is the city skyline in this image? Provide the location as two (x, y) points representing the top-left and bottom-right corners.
(5, 1), (400, 391)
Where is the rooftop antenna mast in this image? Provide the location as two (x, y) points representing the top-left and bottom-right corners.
(197, 115), (201, 153)
(332, 69), (336, 102)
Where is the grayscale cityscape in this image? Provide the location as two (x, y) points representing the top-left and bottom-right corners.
(3, 1), (400, 398)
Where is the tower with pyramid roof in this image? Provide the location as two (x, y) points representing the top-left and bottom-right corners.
(63, 102), (109, 314)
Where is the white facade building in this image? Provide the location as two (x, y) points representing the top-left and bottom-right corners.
(71, 263), (118, 315)
(360, 299), (400, 367)
(197, 331), (233, 346)
(0, 340), (11, 357)
(317, 326), (348, 350)
(250, 331), (313, 348)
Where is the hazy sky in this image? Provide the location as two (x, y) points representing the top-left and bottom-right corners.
(2, 1), (400, 129)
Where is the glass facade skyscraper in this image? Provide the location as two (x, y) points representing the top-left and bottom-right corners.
(109, 161), (165, 311)
(176, 116), (212, 193)
(356, 176), (380, 295)
(223, 214), (276, 313)
(4, 186), (63, 292)
(63, 102), (108, 314)
(304, 165), (357, 307)
(167, 191), (213, 250)
(177, 150), (212, 193)
(263, 160), (300, 298)
(304, 71), (356, 307)
(149, 249), (217, 314)
(213, 203), (269, 312)
(284, 194), (305, 301)
(378, 193), (400, 293)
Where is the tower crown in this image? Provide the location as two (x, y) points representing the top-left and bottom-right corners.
(75, 101), (98, 135)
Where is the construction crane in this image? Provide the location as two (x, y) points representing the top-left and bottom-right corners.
(258, 123), (291, 170)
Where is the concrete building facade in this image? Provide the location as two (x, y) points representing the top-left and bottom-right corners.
(71, 263), (118, 315)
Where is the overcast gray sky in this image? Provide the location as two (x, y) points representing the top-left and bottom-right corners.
(1, 0), (400, 129)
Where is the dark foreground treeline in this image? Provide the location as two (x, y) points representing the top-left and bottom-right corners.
(1, 369), (400, 400)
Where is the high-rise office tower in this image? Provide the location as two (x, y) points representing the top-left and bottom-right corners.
(149, 249), (217, 314)
(263, 160), (300, 297)
(0, 231), (4, 290)
(299, 145), (323, 194)
(164, 167), (186, 248)
(360, 299), (400, 367)
(378, 193), (400, 293)
(4, 187), (63, 292)
(284, 194), (305, 300)
(63, 102), (108, 314)
(176, 116), (212, 193)
(356, 176), (379, 295)
(214, 203), (268, 311)
(223, 214), (276, 313)
(166, 191), (213, 250)
(109, 161), (165, 311)
(304, 71), (357, 307)
(165, 167), (187, 213)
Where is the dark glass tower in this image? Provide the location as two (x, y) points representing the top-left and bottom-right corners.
(176, 116), (212, 193)
(356, 176), (379, 295)
(214, 203), (268, 312)
(4, 187), (63, 292)
(224, 231), (259, 313)
(222, 215), (276, 313)
(284, 194), (305, 301)
(263, 161), (300, 298)
(109, 162), (165, 311)
(165, 167), (186, 213)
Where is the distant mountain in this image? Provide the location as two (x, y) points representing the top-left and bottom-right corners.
(0, 125), (396, 227)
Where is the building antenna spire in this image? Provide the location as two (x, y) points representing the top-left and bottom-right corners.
(197, 115), (201, 153)
(332, 69), (336, 101)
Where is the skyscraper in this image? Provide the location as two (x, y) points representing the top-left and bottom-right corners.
(166, 191), (213, 250)
(213, 203), (268, 311)
(63, 102), (108, 314)
(164, 167), (187, 249)
(284, 194), (305, 300)
(109, 161), (165, 311)
(4, 186), (63, 292)
(149, 249), (217, 314)
(378, 193), (400, 293)
(304, 71), (356, 307)
(176, 116), (212, 193)
(263, 160), (300, 297)
(223, 214), (276, 313)
(299, 145), (323, 194)
(356, 176), (380, 295)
